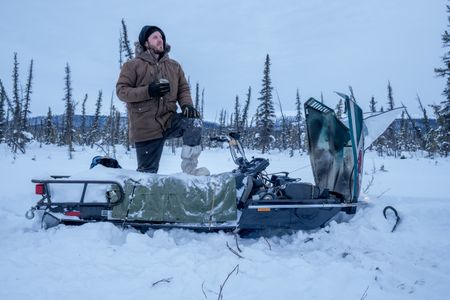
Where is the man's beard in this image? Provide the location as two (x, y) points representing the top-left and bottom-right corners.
(150, 44), (164, 54)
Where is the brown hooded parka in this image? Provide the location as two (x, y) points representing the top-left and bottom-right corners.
(116, 43), (192, 144)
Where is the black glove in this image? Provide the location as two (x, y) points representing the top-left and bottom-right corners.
(182, 105), (201, 118)
(148, 81), (170, 98)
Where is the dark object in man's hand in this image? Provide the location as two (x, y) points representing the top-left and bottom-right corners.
(148, 81), (170, 97)
(182, 105), (200, 118)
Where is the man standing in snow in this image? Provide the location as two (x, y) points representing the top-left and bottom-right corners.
(116, 25), (209, 175)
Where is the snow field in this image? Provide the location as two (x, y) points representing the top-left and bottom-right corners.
(0, 143), (449, 299)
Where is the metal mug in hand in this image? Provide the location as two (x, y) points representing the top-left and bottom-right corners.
(158, 79), (170, 99)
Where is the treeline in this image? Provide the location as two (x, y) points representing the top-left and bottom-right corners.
(1, 17), (449, 159)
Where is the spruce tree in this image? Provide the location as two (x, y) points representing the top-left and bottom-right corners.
(11, 53), (23, 153)
(104, 91), (117, 157)
(233, 95), (240, 132)
(121, 18), (134, 61)
(387, 81), (395, 110)
(241, 86), (251, 129)
(45, 107), (56, 144)
(0, 86), (5, 142)
(414, 95), (432, 153)
(12, 53), (20, 126)
(80, 94), (88, 145)
(240, 86), (252, 146)
(63, 63), (75, 158)
(195, 82), (200, 110)
(119, 34), (123, 68)
(399, 111), (409, 152)
(22, 59), (33, 131)
(90, 90), (103, 147)
(275, 89), (288, 151)
(295, 89), (304, 151)
(423, 106), (437, 157)
(434, 3), (450, 156)
(430, 103), (449, 156)
(1, 80), (13, 147)
(256, 54), (275, 153)
(201, 88), (205, 118)
(0, 80), (13, 112)
(369, 96), (377, 113)
(384, 81), (398, 156)
(114, 110), (121, 145)
(219, 109), (226, 134)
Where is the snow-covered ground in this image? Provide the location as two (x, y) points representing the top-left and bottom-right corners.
(0, 143), (449, 300)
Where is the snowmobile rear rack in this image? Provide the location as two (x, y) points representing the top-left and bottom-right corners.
(31, 179), (125, 205)
(27, 179), (124, 224)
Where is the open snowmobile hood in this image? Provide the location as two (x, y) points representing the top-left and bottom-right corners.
(305, 95), (403, 202)
(305, 97), (364, 202)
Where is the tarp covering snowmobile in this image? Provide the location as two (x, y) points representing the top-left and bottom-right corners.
(112, 174), (237, 223)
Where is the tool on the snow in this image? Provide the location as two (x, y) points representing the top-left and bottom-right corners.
(383, 206), (400, 232)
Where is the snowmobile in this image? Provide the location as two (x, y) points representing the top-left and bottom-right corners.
(26, 95), (400, 234)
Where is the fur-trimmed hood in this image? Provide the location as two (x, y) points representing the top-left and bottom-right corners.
(134, 41), (171, 57)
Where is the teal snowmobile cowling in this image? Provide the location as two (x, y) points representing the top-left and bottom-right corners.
(345, 96), (364, 202)
(305, 96), (364, 203)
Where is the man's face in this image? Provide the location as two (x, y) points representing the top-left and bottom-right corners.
(146, 31), (164, 53)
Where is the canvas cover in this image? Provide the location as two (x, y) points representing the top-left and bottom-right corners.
(111, 173), (237, 223)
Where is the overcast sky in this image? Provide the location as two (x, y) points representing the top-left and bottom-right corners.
(0, 0), (447, 121)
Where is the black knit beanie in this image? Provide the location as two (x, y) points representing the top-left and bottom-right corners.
(138, 25), (166, 50)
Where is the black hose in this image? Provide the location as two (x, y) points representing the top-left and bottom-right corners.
(383, 206), (400, 232)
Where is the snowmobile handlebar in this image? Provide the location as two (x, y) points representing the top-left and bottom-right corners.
(210, 132), (248, 166)
(210, 133), (270, 177)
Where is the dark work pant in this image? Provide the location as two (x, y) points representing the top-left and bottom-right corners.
(135, 113), (202, 173)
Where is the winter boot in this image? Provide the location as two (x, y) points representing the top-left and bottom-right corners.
(181, 145), (210, 176)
